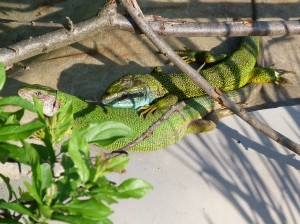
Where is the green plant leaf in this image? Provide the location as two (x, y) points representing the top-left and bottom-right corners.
(30, 143), (50, 161)
(4, 109), (24, 125)
(117, 178), (153, 199)
(0, 142), (28, 164)
(0, 218), (21, 223)
(0, 200), (35, 219)
(44, 183), (58, 206)
(56, 175), (79, 204)
(91, 157), (129, 184)
(47, 101), (73, 143)
(18, 187), (34, 202)
(24, 182), (42, 205)
(54, 198), (113, 220)
(23, 141), (41, 188)
(42, 137), (56, 164)
(0, 63), (5, 91)
(0, 120), (45, 141)
(0, 96), (36, 112)
(56, 155), (80, 202)
(61, 154), (75, 175)
(52, 214), (112, 224)
(32, 96), (58, 162)
(40, 163), (53, 191)
(0, 110), (24, 127)
(33, 96), (45, 121)
(91, 186), (119, 205)
(23, 141), (43, 202)
(68, 129), (90, 183)
(79, 121), (134, 147)
(102, 156), (129, 173)
(39, 204), (52, 219)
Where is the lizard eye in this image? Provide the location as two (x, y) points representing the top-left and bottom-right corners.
(36, 91), (42, 96)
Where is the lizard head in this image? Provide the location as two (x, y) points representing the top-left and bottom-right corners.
(101, 74), (151, 109)
(18, 84), (61, 116)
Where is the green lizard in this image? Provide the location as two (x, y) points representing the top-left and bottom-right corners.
(101, 36), (291, 116)
(18, 83), (261, 151)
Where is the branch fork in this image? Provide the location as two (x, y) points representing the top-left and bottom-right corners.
(119, 0), (300, 155)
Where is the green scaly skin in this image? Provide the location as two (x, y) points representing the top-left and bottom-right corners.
(18, 83), (261, 152)
(101, 36), (290, 114)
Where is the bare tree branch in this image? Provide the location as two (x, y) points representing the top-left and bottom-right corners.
(120, 0), (300, 155)
(115, 16), (300, 37)
(0, 2), (117, 66)
(0, 4), (299, 66)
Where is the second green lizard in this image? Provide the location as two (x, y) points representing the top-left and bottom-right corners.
(101, 36), (291, 116)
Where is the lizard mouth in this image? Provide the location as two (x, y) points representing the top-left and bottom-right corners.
(44, 97), (60, 116)
(102, 90), (149, 109)
(18, 85), (60, 116)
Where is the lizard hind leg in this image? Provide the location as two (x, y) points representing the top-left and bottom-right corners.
(30, 129), (45, 140)
(186, 108), (235, 134)
(151, 66), (163, 74)
(186, 119), (217, 134)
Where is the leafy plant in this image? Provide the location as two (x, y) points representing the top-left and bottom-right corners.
(0, 64), (153, 223)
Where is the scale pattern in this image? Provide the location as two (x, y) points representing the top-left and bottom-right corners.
(53, 83), (260, 151)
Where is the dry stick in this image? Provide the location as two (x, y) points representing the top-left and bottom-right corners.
(115, 16), (300, 37)
(0, 19), (65, 28)
(105, 101), (186, 159)
(120, 0), (300, 155)
(0, 2), (117, 66)
(0, 11), (299, 65)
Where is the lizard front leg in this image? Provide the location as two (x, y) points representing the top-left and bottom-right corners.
(177, 49), (227, 64)
(139, 94), (179, 117)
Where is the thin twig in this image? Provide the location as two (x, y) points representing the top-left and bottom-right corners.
(0, 19), (65, 28)
(105, 101), (186, 159)
(197, 62), (206, 73)
(120, 0), (300, 155)
(65, 17), (74, 32)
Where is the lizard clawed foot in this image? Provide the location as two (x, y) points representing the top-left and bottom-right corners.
(176, 48), (197, 63)
(30, 129), (45, 139)
(138, 95), (178, 118)
(275, 76), (291, 85)
(274, 69), (295, 85)
(151, 66), (163, 74)
(177, 49), (227, 64)
(139, 105), (158, 118)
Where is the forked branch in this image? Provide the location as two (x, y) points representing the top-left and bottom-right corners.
(0, 1), (299, 66)
(120, 0), (300, 155)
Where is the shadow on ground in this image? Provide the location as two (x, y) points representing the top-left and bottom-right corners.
(167, 107), (299, 223)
